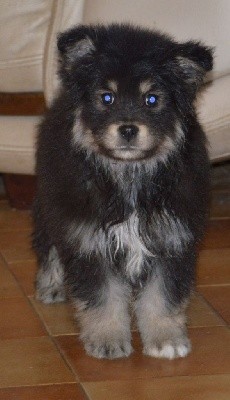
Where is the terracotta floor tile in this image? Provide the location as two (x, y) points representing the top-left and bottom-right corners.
(197, 248), (230, 286)
(0, 209), (32, 231)
(0, 230), (35, 262)
(202, 220), (230, 249)
(211, 163), (230, 191)
(211, 177), (230, 218)
(30, 297), (79, 336)
(8, 260), (37, 296)
(211, 191), (230, 219)
(55, 327), (230, 382)
(0, 199), (10, 211)
(83, 375), (230, 400)
(0, 297), (46, 339)
(0, 258), (24, 298)
(0, 384), (87, 400)
(199, 286), (230, 324)
(0, 337), (75, 388)
(187, 293), (225, 327)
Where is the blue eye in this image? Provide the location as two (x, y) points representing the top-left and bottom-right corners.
(101, 92), (115, 105)
(145, 94), (157, 106)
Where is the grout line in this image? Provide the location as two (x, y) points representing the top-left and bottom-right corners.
(1, 374), (230, 391)
(27, 296), (80, 382)
(0, 252), (28, 297)
(27, 296), (52, 336)
(0, 251), (8, 266)
(79, 382), (92, 400)
(0, 253), (35, 299)
(196, 291), (228, 326)
(197, 283), (230, 287)
(0, 382), (81, 390)
(52, 335), (81, 383)
(209, 216), (230, 221)
(0, 251), (11, 266)
(52, 332), (80, 337)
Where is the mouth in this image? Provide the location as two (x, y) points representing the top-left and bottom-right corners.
(108, 146), (150, 161)
(115, 145), (140, 150)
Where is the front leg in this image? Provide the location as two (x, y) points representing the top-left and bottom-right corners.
(135, 254), (194, 359)
(66, 255), (133, 359)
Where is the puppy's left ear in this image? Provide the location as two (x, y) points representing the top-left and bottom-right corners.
(175, 41), (214, 88)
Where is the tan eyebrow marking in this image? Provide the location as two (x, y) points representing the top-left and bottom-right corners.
(139, 80), (153, 94)
(107, 80), (118, 92)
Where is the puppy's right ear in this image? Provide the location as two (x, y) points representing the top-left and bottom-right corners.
(57, 25), (96, 63)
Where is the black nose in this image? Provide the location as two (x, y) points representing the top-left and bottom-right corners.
(118, 125), (139, 142)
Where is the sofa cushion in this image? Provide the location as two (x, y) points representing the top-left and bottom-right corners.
(44, 0), (85, 104)
(0, 0), (53, 92)
(198, 75), (230, 161)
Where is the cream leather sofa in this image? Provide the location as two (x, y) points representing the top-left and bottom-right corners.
(0, 0), (230, 175)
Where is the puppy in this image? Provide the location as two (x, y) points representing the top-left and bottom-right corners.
(33, 24), (213, 359)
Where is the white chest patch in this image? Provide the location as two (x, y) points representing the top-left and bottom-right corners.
(107, 212), (154, 281)
(66, 212), (153, 282)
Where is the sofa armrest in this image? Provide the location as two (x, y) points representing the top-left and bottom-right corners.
(44, 0), (85, 105)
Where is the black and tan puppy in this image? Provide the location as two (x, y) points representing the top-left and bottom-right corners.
(33, 24), (213, 359)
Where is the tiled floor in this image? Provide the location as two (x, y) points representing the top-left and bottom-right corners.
(0, 180), (229, 399)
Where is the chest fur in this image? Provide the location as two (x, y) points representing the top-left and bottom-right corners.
(107, 212), (153, 282)
(67, 210), (192, 282)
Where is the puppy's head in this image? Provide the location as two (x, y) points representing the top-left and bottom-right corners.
(57, 24), (213, 162)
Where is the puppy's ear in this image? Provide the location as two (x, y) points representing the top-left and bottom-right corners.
(57, 25), (96, 62)
(175, 41), (214, 88)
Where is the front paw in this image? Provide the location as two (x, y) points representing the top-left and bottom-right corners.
(83, 338), (133, 359)
(36, 286), (66, 304)
(143, 336), (191, 359)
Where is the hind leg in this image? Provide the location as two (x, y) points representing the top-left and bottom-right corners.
(36, 246), (66, 304)
(32, 200), (66, 304)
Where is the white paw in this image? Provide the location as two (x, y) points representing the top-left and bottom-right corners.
(143, 338), (191, 359)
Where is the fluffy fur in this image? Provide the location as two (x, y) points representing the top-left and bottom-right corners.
(33, 24), (213, 359)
